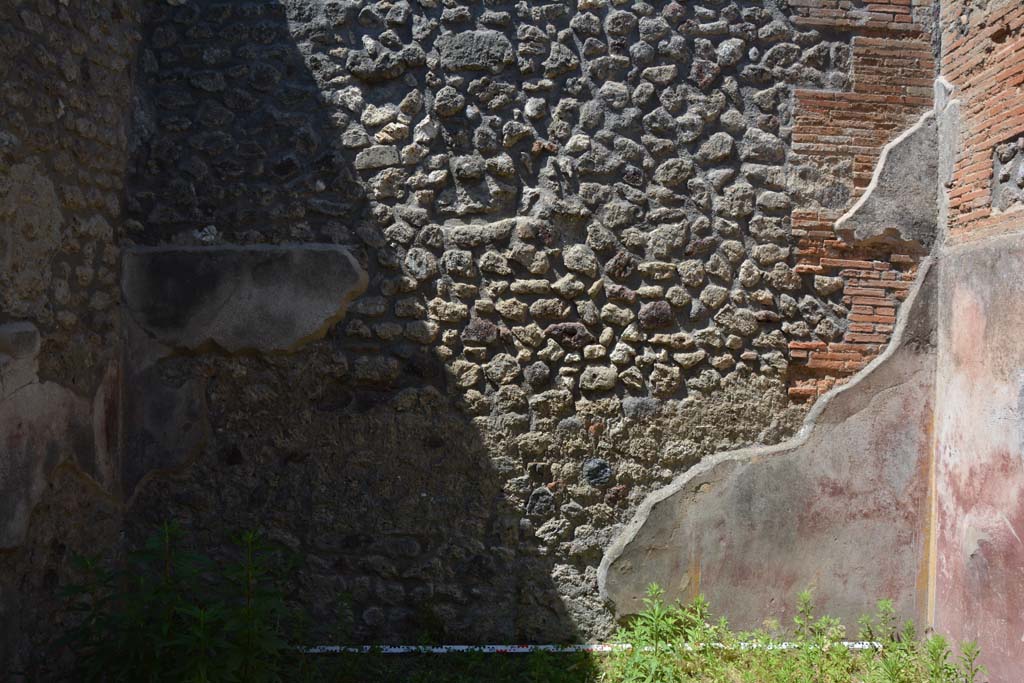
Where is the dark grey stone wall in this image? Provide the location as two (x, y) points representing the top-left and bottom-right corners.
(0, 0), (141, 675)
(117, 0), (870, 644)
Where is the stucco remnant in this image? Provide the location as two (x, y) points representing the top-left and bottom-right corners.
(835, 112), (939, 249)
(600, 259), (938, 630)
(0, 323), (118, 549)
(122, 245), (368, 353)
(0, 160), (63, 318)
(934, 232), (1024, 683)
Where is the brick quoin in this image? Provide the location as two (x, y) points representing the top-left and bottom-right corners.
(941, 0), (1024, 243)
(785, 0), (936, 402)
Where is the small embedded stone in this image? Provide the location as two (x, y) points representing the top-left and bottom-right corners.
(674, 349), (707, 369)
(696, 132), (734, 164)
(524, 361), (551, 388)
(563, 244), (599, 277)
(752, 243), (789, 266)
(700, 285), (729, 310)
(355, 145), (400, 170)
(462, 318), (501, 345)
(641, 65), (677, 85)
(649, 363), (682, 397)
(638, 300), (674, 330)
(579, 365), (618, 392)
(581, 458), (613, 487)
(604, 10), (637, 36)
(604, 251), (637, 281)
(484, 353), (522, 385)
(814, 275), (844, 296)
(527, 486), (556, 517)
(544, 322), (596, 350)
(600, 303), (635, 327)
(437, 30), (513, 72)
(433, 86), (466, 117)
(740, 127), (785, 163)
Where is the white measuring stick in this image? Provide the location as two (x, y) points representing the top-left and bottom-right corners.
(300, 641), (882, 655)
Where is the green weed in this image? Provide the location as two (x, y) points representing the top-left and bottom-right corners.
(51, 526), (987, 683)
(600, 585), (988, 683)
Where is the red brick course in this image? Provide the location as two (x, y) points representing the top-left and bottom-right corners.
(786, 6), (935, 401)
(941, 0), (1024, 242)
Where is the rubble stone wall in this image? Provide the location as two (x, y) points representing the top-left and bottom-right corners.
(120, 0), (937, 644)
(0, 0), (141, 673)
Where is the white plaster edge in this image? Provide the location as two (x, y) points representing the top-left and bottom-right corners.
(834, 109), (936, 234)
(598, 256), (936, 605)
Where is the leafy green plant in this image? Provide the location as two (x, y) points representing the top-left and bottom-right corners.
(59, 523), (297, 683)
(55, 528), (989, 683)
(600, 585), (989, 683)
(957, 641), (986, 683)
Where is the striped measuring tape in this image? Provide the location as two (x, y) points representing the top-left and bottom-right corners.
(302, 641), (882, 655)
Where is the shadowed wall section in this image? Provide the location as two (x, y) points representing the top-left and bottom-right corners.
(6, 0), (1024, 679)
(0, 0), (140, 675)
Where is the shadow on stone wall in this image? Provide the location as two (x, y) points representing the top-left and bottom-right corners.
(119, 0), (592, 653)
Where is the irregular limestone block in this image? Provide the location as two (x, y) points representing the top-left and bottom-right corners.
(835, 111), (938, 249)
(122, 245), (368, 353)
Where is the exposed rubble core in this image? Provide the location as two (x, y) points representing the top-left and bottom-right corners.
(991, 133), (1024, 212)
(11, 0), (1006, 674)
(121, 0), (912, 643)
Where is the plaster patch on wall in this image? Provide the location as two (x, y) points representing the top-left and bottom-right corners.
(122, 244), (368, 354)
(0, 323), (117, 549)
(835, 111), (938, 249)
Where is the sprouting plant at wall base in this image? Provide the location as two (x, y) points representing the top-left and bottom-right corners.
(599, 584), (989, 683)
(54, 528), (988, 683)
(59, 523), (297, 683)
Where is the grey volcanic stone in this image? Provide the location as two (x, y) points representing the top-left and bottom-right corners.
(639, 301), (674, 330)
(527, 486), (556, 516)
(740, 127), (785, 163)
(355, 145), (400, 170)
(438, 30), (513, 72)
(545, 322), (596, 349)
(622, 396), (661, 420)
(123, 245), (368, 353)
(524, 361), (551, 388)
(582, 458), (613, 487)
(433, 85), (466, 116)
(462, 318), (501, 345)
